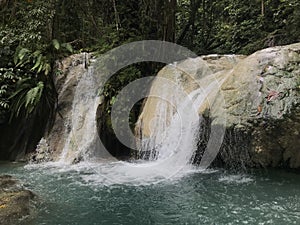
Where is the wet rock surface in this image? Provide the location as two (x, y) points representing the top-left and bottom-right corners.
(136, 43), (300, 169)
(44, 53), (91, 161)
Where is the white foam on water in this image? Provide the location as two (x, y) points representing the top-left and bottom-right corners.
(25, 160), (218, 186)
(218, 174), (254, 184)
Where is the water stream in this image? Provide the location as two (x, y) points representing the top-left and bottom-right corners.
(1, 162), (300, 225)
(2, 58), (299, 224)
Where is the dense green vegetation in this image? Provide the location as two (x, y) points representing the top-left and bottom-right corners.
(0, 0), (299, 159)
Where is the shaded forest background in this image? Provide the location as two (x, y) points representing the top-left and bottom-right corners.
(0, 0), (299, 159)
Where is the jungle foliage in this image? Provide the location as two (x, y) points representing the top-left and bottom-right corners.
(0, 0), (299, 158)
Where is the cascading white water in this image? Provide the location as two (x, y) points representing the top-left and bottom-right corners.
(137, 68), (221, 170)
(80, 68), (225, 185)
(59, 62), (102, 163)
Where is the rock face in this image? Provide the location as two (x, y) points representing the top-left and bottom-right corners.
(44, 53), (90, 161)
(216, 43), (300, 168)
(29, 138), (52, 163)
(42, 52), (106, 163)
(0, 175), (35, 225)
(136, 43), (300, 169)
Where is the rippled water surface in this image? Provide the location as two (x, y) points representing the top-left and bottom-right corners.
(1, 162), (300, 225)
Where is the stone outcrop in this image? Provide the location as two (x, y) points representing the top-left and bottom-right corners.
(44, 53), (91, 161)
(136, 43), (300, 169)
(0, 175), (35, 225)
(216, 43), (300, 168)
(29, 138), (52, 163)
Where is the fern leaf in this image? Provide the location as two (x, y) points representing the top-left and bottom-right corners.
(44, 63), (51, 75)
(25, 81), (44, 112)
(31, 54), (42, 71)
(18, 48), (30, 61)
(37, 63), (43, 73)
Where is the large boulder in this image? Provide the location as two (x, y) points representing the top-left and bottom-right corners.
(215, 43), (300, 168)
(43, 53), (91, 161)
(41, 52), (107, 163)
(0, 175), (35, 225)
(136, 43), (300, 169)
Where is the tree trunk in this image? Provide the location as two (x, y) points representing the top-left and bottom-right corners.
(177, 0), (202, 44)
(163, 0), (176, 42)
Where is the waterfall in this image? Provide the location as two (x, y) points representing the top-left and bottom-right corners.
(81, 69), (225, 185)
(59, 62), (102, 163)
(137, 68), (222, 171)
(40, 55), (226, 185)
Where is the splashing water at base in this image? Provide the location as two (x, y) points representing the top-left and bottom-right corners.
(130, 82), (219, 183)
(112, 84), (220, 184)
(2, 162), (300, 225)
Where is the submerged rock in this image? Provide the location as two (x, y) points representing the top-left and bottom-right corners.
(0, 175), (35, 225)
(136, 43), (300, 169)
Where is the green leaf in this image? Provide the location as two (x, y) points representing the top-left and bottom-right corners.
(44, 63), (51, 75)
(0, 90), (6, 95)
(52, 39), (60, 50)
(25, 81), (44, 113)
(18, 48), (30, 61)
(37, 63), (43, 73)
(14, 53), (19, 65)
(8, 78), (32, 100)
(33, 50), (42, 57)
(61, 43), (73, 53)
(0, 101), (9, 109)
(31, 54), (42, 71)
